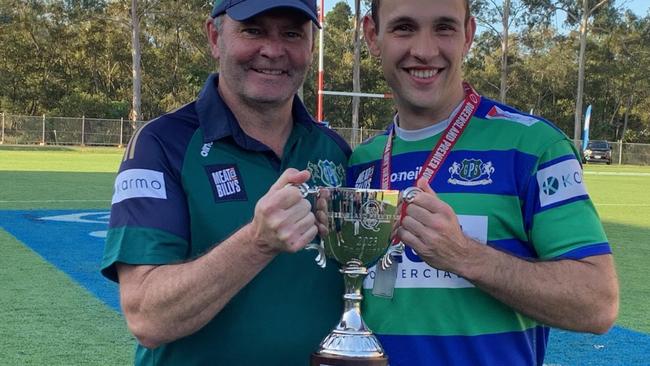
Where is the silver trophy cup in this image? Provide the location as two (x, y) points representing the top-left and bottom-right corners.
(298, 185), (419, 366)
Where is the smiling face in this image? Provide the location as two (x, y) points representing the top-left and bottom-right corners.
(364, 0), (475, 125)
(207, 9), (314, 109)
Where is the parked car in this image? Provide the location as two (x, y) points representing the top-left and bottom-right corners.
(583, 140), (612, 164)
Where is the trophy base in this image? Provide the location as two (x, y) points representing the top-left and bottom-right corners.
(310, 353), (388, 366)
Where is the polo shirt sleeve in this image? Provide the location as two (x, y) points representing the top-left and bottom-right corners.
(101, 120), (191, 283)
(525, 139), (611, 260)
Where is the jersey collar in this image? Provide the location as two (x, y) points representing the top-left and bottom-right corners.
(196, 73), (315, 150)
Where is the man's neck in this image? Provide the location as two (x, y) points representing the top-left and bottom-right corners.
(219, 89), (294, 158)
(396, 85), (466, 131)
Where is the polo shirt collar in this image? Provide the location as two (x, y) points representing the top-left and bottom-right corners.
(195, 73), (314, 147)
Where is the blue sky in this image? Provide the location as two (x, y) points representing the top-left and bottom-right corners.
(323, 0), (649, 17)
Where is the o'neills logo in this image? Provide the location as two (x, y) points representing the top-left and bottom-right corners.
(205, 164), (247, 202)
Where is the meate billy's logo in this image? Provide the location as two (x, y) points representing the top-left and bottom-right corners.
(212, 167), (241, 197)
(206, 164), (247, 202)
(354, 166), (374, 189)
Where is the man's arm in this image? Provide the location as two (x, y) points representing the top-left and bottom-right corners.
(117, 169), (318, 349)
(397, 178), (619, 334)
(460, 247), (617, 333)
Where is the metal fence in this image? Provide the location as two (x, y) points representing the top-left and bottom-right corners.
(609, 141), (650, 166)
(0, 113), (146, 147)
(1, 112), (649, 165)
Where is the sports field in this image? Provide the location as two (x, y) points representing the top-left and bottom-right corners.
(1, 146), (649, 365)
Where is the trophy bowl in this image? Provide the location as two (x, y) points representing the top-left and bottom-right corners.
(299, 186), (411, 366)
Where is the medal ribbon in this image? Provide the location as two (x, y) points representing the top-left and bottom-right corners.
(381, 82), (481, 243)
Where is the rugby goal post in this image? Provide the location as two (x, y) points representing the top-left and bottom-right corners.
(316, 0), (392, 124)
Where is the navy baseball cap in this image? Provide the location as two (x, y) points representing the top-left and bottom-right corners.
(211, 0), (321, 28)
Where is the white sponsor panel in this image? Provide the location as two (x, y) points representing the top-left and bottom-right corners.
(364, 215), (488, 289)
(536, 159), (587, 208)
(112, 169), (167, 204)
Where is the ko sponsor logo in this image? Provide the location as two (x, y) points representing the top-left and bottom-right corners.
(112, 169), (167, 204)
(537, 159), (587, 207)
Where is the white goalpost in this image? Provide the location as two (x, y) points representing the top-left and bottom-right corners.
(316, 0), (392, 124)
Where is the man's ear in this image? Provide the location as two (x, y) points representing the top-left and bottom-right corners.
(363, 15), (381, 57)
(206, 17), (220, 60)
(463, 16), (477, 57)
(310, 23), (317, 53)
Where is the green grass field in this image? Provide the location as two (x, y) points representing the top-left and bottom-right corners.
(0, 147), (132, 364)
(0, 147), (649, 364)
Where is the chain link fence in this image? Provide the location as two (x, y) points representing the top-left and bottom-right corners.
(0, 113), (145, 147)
(2, 112), (649, 165)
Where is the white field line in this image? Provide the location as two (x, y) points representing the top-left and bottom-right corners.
(594, 203), (650, 207)
(584, 171), (650, 176)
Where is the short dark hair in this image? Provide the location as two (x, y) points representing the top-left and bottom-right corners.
(370, 0), (471, 31)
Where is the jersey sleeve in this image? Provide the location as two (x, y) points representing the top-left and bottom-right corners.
(101, 120), (192, 282)
(524, 139), (611, 260)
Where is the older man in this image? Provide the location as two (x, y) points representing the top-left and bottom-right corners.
(101, 1), (350, 365)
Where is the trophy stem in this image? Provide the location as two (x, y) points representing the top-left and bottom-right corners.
(314, 260), (385, 359)
(338, 263), (370, 333)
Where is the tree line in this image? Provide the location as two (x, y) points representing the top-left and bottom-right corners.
(1, 0), (648, 142)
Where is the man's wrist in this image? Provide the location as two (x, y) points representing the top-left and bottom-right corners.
(455, 236), (490, 282)
(237, 223), (278, 261)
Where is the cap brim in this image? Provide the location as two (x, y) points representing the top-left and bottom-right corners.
(226, 1), (321, 28)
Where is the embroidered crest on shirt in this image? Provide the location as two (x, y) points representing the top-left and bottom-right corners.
(205, 164), (247, 202)
(448, 159), (495, 186)
(307, 160), (345, 187)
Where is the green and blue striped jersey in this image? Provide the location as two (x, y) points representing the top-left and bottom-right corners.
(347, 97), (610, 365)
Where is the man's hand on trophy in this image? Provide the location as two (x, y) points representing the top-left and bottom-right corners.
(314, 188), (332, 238)
(396, 178), (473, 273)
(249, 168), (319, 256)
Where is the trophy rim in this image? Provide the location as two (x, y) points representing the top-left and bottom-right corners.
(320, 187), (400, 195)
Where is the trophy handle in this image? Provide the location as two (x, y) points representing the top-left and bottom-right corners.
(306, 240), (327, 268)
(294, 182), (320, 198)
(380, 243), (404, 271)
(379, 186), (422, 270)
(292, 183), (328, 268)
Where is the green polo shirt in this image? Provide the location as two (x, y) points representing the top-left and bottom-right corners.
(102, 74), (350, 365)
